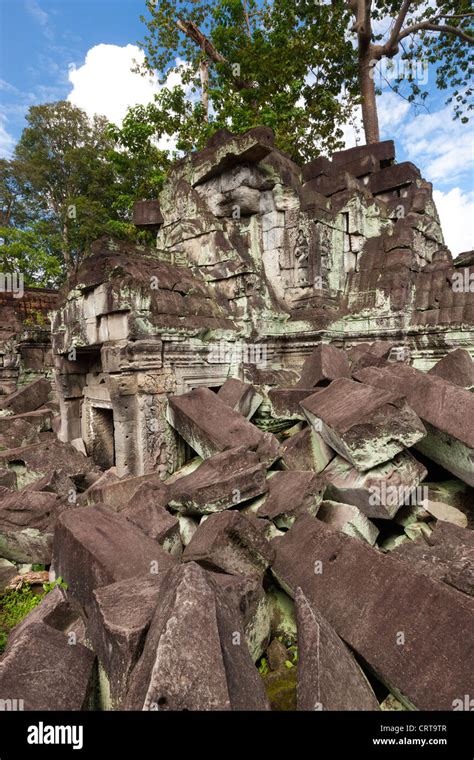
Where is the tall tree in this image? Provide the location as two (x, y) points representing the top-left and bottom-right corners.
(0, 222), (63, 288)
(134, 0), (473, 151)
(12, 101), (135, 278)
(348, 0), (473, 143)
(131, 0), (359, 162)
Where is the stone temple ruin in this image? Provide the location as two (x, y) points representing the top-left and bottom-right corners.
(0, 128), (473, 712)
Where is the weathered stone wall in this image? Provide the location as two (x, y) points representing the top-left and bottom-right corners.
(51, 128), (474, 477)
(0, 288), (58, 396)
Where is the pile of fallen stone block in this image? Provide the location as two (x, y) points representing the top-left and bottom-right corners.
(0, 344), (472, 711)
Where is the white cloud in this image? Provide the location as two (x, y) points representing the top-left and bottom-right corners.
(67, 44), (161, 125)
(338, 92), (410, 150)
(378, 92), (410, 134)
(67, 44), (189, 151)
(433, 188), (474, 257)
(0, 116), (16, 158)
(25, 0), (53, 40)
(400, 107), (474, 185)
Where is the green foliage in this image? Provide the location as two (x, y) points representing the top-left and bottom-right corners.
(23, 310), (48, 329)
(287, 644), (298, 664)
(258, 656), (269, 675)
(126, 0), (472, 156)
(0, 577), (68, 654)
(0, 222), (63, 288)
(42, 576), (68, 594)
(1, 101), (151, 284)
(120, 0), (359, 163)
(1, 3), (471, 289)
(0, 585), (42, 631)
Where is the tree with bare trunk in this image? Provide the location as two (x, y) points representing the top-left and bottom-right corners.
(129, 0), (473, 156)
(347, 0), (473, 143)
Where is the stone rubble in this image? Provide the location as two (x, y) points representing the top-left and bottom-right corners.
(0, 129), (473, 712)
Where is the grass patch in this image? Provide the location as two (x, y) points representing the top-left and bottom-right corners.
(0, 577), (67, 654)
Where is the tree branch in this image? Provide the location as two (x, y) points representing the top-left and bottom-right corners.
(176, 18), (226, 63)
(429, 12), (474, 21)
(176, 17), (253, 90)
(242, 0), (252, 39)
(383, 0), (412, 56)
(352, 0), (371, 40)
(398, 21), (474, 46)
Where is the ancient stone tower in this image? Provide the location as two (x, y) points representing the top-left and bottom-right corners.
(50, 128), (474, 477)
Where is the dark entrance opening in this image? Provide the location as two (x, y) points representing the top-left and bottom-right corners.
(91, 407), (115, 470)
(175, 432), (199, 468)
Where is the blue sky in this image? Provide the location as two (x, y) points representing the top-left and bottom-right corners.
(0, 0), (473, 253)
(0, 0), (145, 143)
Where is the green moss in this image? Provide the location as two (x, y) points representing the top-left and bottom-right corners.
(262, 667), (298, 711)
(0, 631), (7, 653)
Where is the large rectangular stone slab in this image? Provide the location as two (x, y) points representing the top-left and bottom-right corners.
(122, 484), (181, 556)
(300, 378), (426, 471)
(85, 473), (170, 510)
(368, 162), (421, 194)
(0, 417), (42, 450)
(133, 199), (164, 229)
(0, 622), (96, 710)
(167, 386), (279, 464)
(272, 516), (474, 710)
(0, 491), (61, 563)
(168, 447), (268, 515)
(0, 378), (51, 415)
(281, 426), (335, 473)
(52, 506), (176, 610)
(217, 378), (263, 419)
(355, 365), (474, 485)
(0, 440), (98, 489)
(268, 388), (317, 420)
(257, 471), (324, 528)
(88, 574), (165, 708)
(0, 408), (54, 431)
(317, 500), (379, 545)
(391, 521), (474, 597)
(296, 588), (379, 710)
(323, 451), (427, 519)
(428, 348), (474, 390)
(331, 140), (395, 169)
(296, 344), (351, 388)
(183, 511), (275, 579)
(125, 562), (269, 710)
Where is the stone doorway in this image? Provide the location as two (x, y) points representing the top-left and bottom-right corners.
(90, 406), (115, 470)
